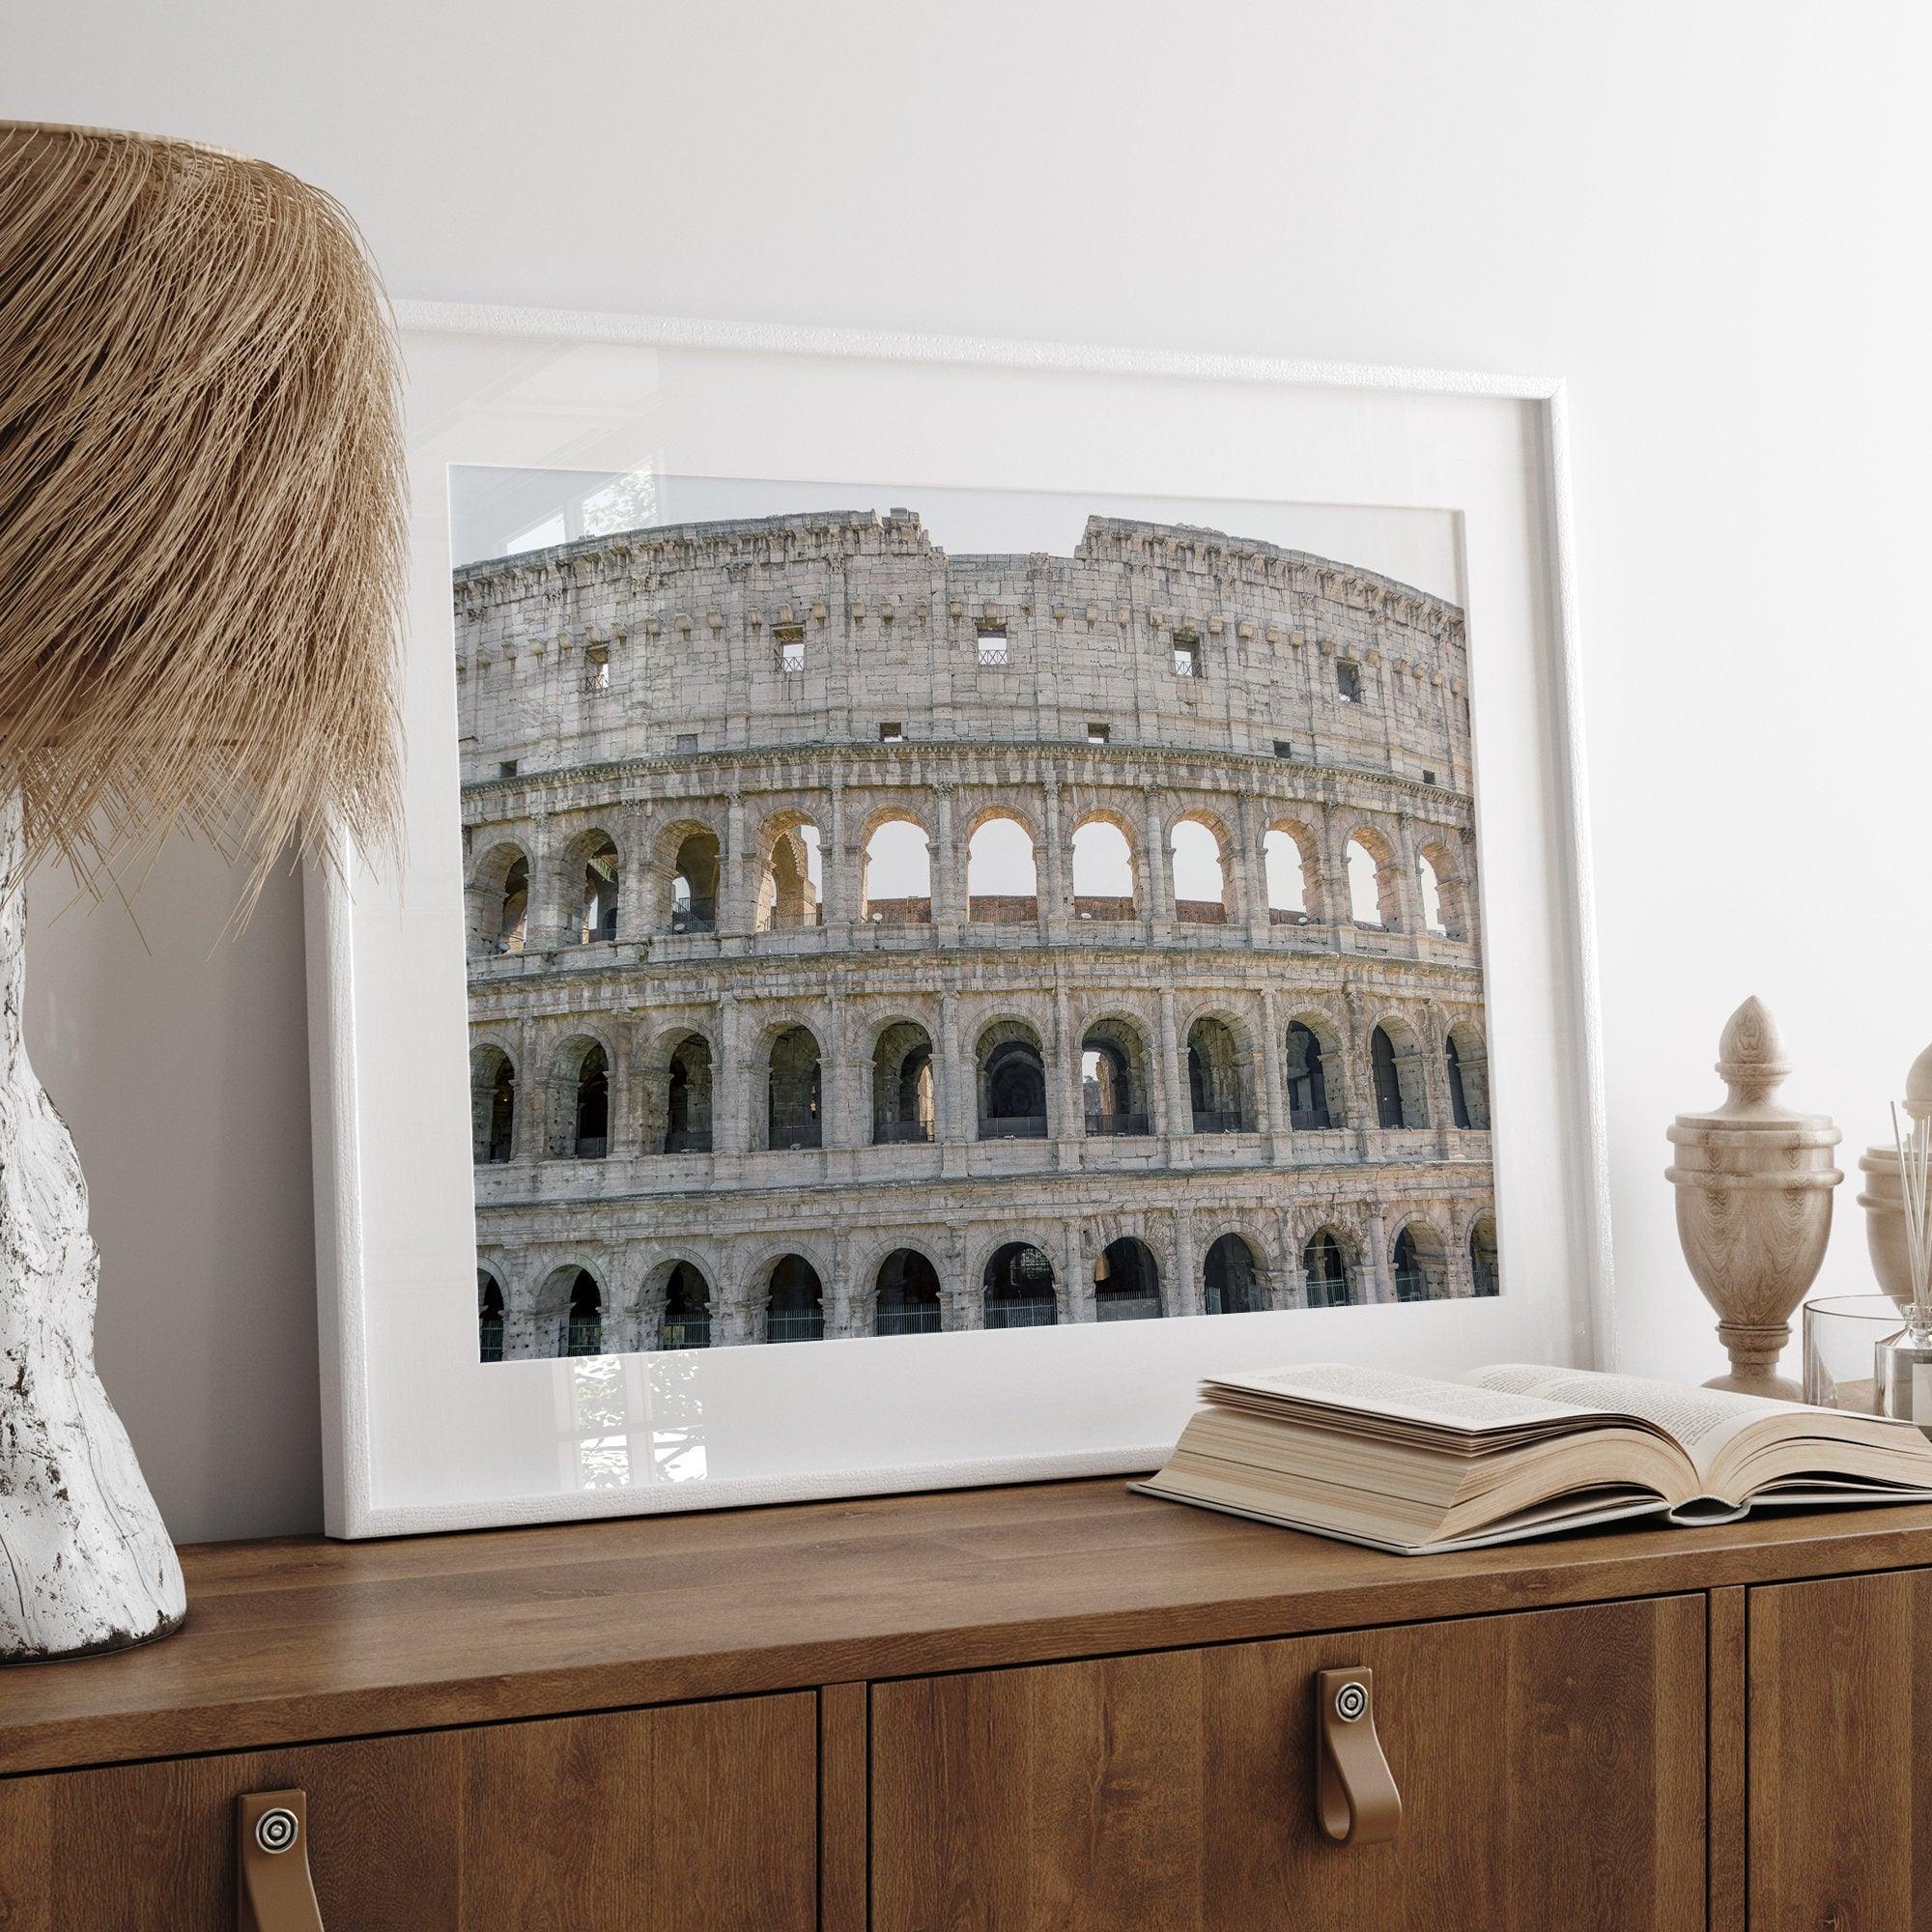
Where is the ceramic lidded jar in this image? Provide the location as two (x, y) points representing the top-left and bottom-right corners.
(1665, 998), (1843, 1400)
(1858, 1042), (1932, 1306)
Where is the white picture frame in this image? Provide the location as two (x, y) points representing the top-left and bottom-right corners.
(306, 303), (1610, 1538)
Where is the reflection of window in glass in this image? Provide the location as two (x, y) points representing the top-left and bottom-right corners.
(774, 623), (807, 672)
(1173, 632), (1202, 678)
(578, 469), (656, 537)
(977, 622), (1009, 668)
(505, 511), (566, 554)
(1336, 659), (1362, 702)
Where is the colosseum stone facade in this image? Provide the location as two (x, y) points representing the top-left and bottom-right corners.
(455, 507), (1498, 1360)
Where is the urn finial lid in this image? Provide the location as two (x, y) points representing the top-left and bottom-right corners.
(1908, 1040), (1932, 1121)
(1671, 995), (1835, 1134)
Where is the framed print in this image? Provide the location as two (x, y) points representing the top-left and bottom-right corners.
(305, 306), (1610, 1537)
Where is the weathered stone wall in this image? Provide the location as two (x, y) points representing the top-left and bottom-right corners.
(457, 510), (1496, 1355)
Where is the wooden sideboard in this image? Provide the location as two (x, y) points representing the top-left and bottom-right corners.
(1, 1477), (1928, 1929)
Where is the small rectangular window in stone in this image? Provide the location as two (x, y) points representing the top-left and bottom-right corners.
(977, 622), (1009, 668)
(879, 721), (904, 743)
(1087, 722), (1110, 745)
(497, 758), (518, 779)
(1173, 631), (1202, 678)
(673, 731), (698, 753)
(1422, 768), (1437, 785)
(1336, 659), (1363, 702)
(1273, 739), (1293, 759)
(774, 622), (807, 673)
(584, 643), (611, 693)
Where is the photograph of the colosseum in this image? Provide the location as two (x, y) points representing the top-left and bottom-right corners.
(454, 477), (1498, 1361)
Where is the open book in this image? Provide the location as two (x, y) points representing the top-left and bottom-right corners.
(1131, 1362), (1932, 1555)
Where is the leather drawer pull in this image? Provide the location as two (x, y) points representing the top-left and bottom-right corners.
(1315, 1667), (1402, 1846)
(238, 1789), (325, 1931)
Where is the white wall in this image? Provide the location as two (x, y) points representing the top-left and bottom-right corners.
(10, 1), (1931, 1542)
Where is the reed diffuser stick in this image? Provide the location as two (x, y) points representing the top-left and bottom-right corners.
(1893, 1101), (1932, 1328)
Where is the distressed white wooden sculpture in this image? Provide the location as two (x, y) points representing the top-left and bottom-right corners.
(1665, 997), (1842, 1401)
(1859, 1041), (1932, 1306)
(0, 798), (185, 1660)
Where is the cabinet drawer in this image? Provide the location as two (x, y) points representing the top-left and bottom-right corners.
(872, 1596), (1704, 1932)
(0, 1690), (816, 1931)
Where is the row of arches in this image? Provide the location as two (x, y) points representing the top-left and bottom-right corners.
(466, 802), (1474, 953)
(471, 1011), (1492, 1162)
(477, 1215), (1502, 1358)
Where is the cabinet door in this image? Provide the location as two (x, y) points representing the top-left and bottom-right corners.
(872, 1596), (1704, 1932)
(0, 1691), (816, 1931)
(1749, 1568), (1932, 1929)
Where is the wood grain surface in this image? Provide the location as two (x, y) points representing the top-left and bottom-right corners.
(0, 1692), (815, 1931)
(2, 1479), (1931, 1776)
(871, 1593), (1707, 1931)
(1749, 1568), (1932, 1929)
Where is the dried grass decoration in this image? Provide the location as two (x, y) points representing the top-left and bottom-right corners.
(0, 122), (406, 897)
(0, 124), (405, 1662)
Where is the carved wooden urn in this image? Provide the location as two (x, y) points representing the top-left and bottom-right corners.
(1858, 1040), (1932, 1306)
(1665, 998), (1842, 1400)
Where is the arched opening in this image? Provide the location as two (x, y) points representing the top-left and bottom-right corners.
(575, 834), (620, 943)
(1264, 825), (1314, 924)
(967, 815), (1038, 923)
(767, 1026), (823, 1151)
(478, 1271), (505, 1362)
(1417, 851), (1447, 937)
(766, 1255), (825, 1344)
(499, 855), (529, 952)
(468, 842), (530, 955)
(471, 1045), (517, 1164)
(862, 818), (932, 924)
(1283, 1021), (1332, 1131)
(1346, 836), (1384, 926)
(1393, 1224), (1449, 1302)
(562, 1269), (603, 1355)
(1444, 1023), (1491, 1130)
(1302, 1228), (1355, 1309)
(670, 830), (720, 933)
(658, 1261), (712, 1350)
(573, 1043), (610, 1157)
(756, 819), (822, 931)
(1469, 1216), (1501, 1297)
(1186, 1015), (1250, 1134)
(1370, 1022), (1428, 1130)
(664, 1034), (714, 1153)
(1094, 1236), (1162, 1321)
(1081, 1016), (1151, 1137)
(978, 1022), (1048, 1140)
(1070, 817), (1136, 922)
(982, 1242), (1058, 1328)
(874, 1248), (943, 1336)
(1170, 816), (1228, 924)
(872, 1021), (935, 1145)
(1204, 1234), (1264, 1315)
(1419, 840), (1468, 940)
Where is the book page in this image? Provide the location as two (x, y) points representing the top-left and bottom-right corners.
(1462, 1366), (1800, 1478)
(1210, 1362), (1602, 1434)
